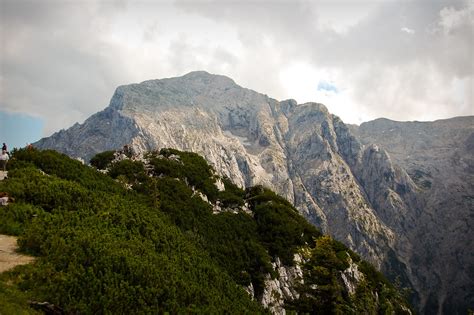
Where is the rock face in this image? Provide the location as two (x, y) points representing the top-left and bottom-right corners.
(340, 254), (364, 296)
(35, 71), (473, 314)
(259, 255), (303, 315)
(351, 118), (474, 315)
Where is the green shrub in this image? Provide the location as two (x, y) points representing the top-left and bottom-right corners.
(248, 187), (320, 265)
(10, 149), (123, 194)
(108, 159), (148, 184)
(218, 189), (245, 208)
(246, 185), (294, 209)
(286, 236), (352, 313)
(157, 149), (219, 201)
(0, 203), (44, 236)
(0, 268), (40, 315)
(90, 151), (115, 169)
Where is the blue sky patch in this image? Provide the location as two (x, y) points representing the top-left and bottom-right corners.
(317, 81), (339, 93)
(0, 110), (44, 150)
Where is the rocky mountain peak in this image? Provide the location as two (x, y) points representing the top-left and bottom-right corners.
(109, 71), (242, 112)
(182, 70), (237, 85)
(34, 72), (474, 314)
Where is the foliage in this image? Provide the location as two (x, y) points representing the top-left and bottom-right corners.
(218, 177), (245, 207)
(246, 185), (294, 209)
(140, 176), (273, 296)
(89, 150), (115, 169)
(198, 213), (274, 295)
(0, 202), (44, 236)
(287, 236), (411, 314)
(0, 268), (40, 315)
(288, 236), (351, 314)
(108, 159), (148, 184)
(150, 149), (219, 201)
(254, 202), (312, 265)
(9, 148), (123, 194)
(0, 147), (411, 314)
(247, 186), (321, 265)
(0, 149), (263, 313)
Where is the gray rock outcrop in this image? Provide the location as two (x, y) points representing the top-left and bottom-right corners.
(259, 255), (303, 315)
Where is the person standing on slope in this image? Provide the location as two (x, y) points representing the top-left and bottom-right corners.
(1, 143), (6, 154)
(0, 150), (9, 171)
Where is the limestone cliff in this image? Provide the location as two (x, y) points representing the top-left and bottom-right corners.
(351, 117), (474, 314)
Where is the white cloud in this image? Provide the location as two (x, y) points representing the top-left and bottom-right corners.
(438, 0), (474, 34)
(401, 27), (415, 34)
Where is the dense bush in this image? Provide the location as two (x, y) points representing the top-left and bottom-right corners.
(287, 236), (411, 314)
(0, 202), (44, 236)
(0, 268), (40, 315)
(152, 149), (219, 201)
(218, 189), (245, 207)
(245, 186), (321, 265)
(254, 202), (317, 265)
(140, 176), (273, 296)
(218, 177), (245, 207)
(9, 148), (122, 194)
(89, 150), (115, 169)
(108, 159), (148, 184)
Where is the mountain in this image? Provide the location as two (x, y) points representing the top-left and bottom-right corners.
(0, 148), (411, 314)
(35, 71), (474, 314)
(350, 117), (474, 314)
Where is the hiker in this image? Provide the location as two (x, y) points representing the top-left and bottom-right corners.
(0, 150), (9, 171)
(1, 143), (6, 154)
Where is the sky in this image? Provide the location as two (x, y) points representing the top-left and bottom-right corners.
(0, 0), (473, 149)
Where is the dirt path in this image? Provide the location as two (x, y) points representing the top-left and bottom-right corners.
(0, 172), (34, 272)
(0, 234), (34, 273)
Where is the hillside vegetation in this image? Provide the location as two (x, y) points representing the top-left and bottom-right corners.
(0, 148), (411, 314)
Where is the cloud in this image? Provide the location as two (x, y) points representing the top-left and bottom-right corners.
(177, 0), (474, 123)
(401, 27), (415, 34)
(438, 1), (474, 34)
(0, 0), (472, 139)
(0, 1), (135, 135)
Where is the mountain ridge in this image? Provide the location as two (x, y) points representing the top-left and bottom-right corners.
(34, 71), (474, 314)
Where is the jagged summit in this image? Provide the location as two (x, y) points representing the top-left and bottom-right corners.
(35, 72), (474, 314)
